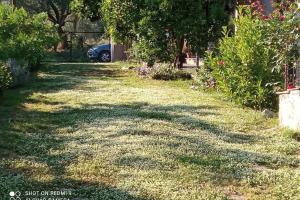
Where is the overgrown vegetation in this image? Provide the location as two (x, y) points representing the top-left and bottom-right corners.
(0, 4), (57, 92)
(200, 3), (299, 109)
(16, 0), (72, 48)
(0, 4), (57, 66)
(137, 64), (192, 80)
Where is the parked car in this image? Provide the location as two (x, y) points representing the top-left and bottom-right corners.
(87, 44), (111, 62)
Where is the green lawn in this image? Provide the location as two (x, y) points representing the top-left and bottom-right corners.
(0, 63), (299, 200)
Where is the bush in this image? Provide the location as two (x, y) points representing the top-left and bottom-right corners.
(197, 60), (215, 89)
(0, 4), (58, 67)
(0, 62), (12, 94)
(0, 4), (58, 95)
(149, 64), (192, 80)
(201, 6), (299, 110)
(136, 63), (192, 80)
(5, 59), (30, 87)
(131, 39), (172, 67)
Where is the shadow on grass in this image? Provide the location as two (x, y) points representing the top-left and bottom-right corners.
(0, 63), (119, 152)
(2, 101), (297, 189)
(0, 62), (298, 199)
(0, 63), (147, 199)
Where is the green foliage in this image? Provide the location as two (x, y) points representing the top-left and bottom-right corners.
(16, 0), (70, 48)
(71, 0), (102, 21)
(282, 129), (299, 140)
(150, 67), (192, 81)
(264, 6), (300, 73)
(0, 62), (11, 92)
(102, 0), (142, 44)
(197, 58), (215, 89)
(201, 6), (299, 109)
(102, 0), (230, 66)
(0, 4), (58, 66)
(137, 63), (192, 80)
(131, 37), (172, 67)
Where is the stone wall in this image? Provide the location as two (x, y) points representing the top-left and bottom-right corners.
(279, 89), (300, 131)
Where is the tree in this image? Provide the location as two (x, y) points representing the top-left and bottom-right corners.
(71, 0), (231, 67)
(70, 0), (103, 21)
(16, 0), (72, 48)
(0, 4), (58, 63)
(102, 0), (231, 67)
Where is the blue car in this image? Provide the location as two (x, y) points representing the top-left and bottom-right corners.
(87, 44), (111, 62)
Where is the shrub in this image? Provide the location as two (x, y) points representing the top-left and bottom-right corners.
(149, 64), (192, 80)
(5, 59), (30, 87)
(201, 6), (299, 110)
(0, 4), (58, 67)
(131, 38), (172, 67)
(137, 66), (151, 77)
(0, 4), (58, 95)
(197, 58), (215, 89)
(136, 63), (192, 80)
(0, 62), (11, 94)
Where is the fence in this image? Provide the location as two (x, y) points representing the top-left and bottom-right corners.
(43, 31), (109, 62)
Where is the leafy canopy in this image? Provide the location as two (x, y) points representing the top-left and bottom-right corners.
(16, 0), (72, 35)
(0, 4), (58, 63)
(102, 0), (230, 65)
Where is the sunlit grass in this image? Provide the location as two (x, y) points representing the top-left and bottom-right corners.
(0, 62), (299, 199)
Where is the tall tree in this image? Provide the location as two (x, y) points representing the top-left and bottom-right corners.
(102, 0), (230, 67)
(72, 0), (231, 67)
(71, 0), (102, 21)
(16, 0), (72, 48)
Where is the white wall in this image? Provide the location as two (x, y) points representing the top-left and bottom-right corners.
(279, 90), (300, 131)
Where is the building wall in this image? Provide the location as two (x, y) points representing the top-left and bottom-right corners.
(279, 90), (300, 131)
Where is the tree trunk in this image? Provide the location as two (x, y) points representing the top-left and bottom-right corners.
(73, 15), (79, 32)
(173, 37), (185, 69)
(57, 26), (68, 50)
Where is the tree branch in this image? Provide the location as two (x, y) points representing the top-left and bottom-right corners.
(48, 0), (61, 25)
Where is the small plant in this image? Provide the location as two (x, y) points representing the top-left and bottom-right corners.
(5, 59), (30, 87)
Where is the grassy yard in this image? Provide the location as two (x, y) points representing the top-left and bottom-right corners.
(0, 63), (299, 200)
